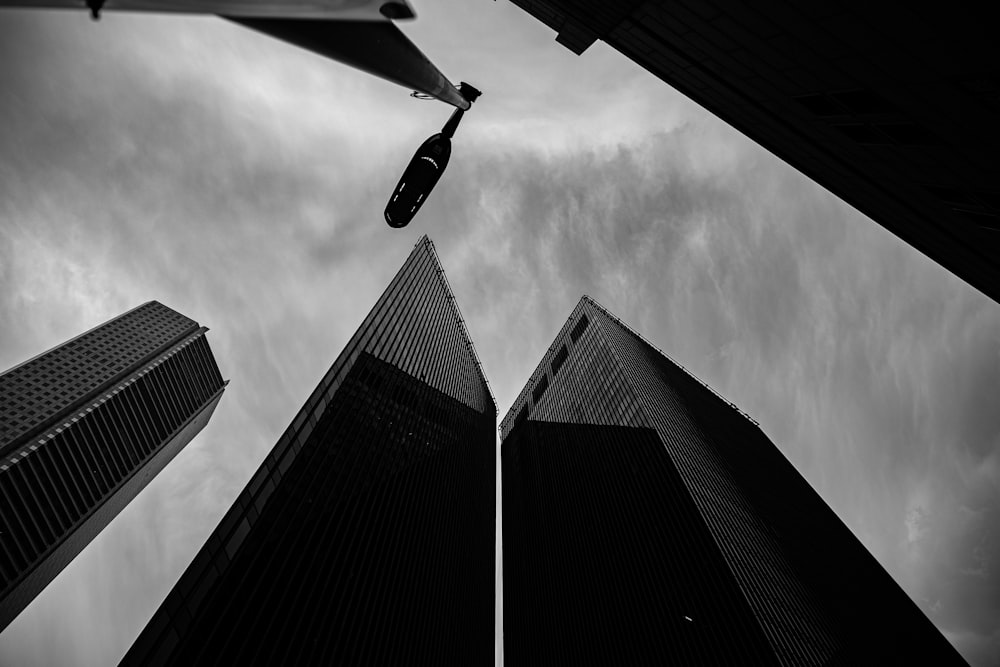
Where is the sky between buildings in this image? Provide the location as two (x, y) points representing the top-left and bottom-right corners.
(0, 2), (998, 665)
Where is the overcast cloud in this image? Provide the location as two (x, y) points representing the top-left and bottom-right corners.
(0, 2), (997, 665)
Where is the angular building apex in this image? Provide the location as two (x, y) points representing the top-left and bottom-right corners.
(589, 294), (759, 427)
(412, 235), (497, 415)
(122, 234), (495, 666)
(501, 295), (755, 439)
(502, 296), (966, 664)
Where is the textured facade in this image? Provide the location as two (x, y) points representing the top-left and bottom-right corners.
(501, 296), (965, 665)
(0, 301), (227, 631)
(122, 236), (496, 666)
(508, 1), (1000, 303)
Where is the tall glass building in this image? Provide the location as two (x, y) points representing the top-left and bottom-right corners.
(122, 236), (496, 666)
(501, 296), (965, 665)
(0, 301), (227, 631)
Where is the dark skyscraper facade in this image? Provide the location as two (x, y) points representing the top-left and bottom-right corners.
(508, 1), (1000, 304)
(501, 296), (965, 665)
(123, 236), (496, 666)
(0, 301), (227, 632)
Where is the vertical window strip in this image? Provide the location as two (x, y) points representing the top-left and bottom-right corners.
(157, 356), (188, 423)
(367, 251), (425, 359)
(99, 404), (138, 471)
(115, 389), (151, 460)
(58, 430), (99, 506)
(79, 414), (124, 486)
(170, 350), (202, 414)
(8, 463), (56, 548)
(46, 439), (90, 519)
(400, 262), (440, 384)
(66, 426), (110, 499)
(0, 470), (42, 560)
(0, 489), (31, 573)
(21, 457), (69, 537)
(79, 415), (123, 492)
(172, 345), (208, 416)
(34, 445), (80, 527)
(146, 366), (181, 434)
(181, 345), (213, 409)
(192, 341), (220, 404)
(134, 381), (168, 442)
(158, 360), (189, 432)
(380, 255), (432, 368)
(99, 404), (136, 484)
(181, 340), (213, 402)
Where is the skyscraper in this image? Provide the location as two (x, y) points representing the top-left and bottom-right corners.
(122, 237), (496, 666)
(501, 296), (965, 665)
(0, 301), (227, 632)
(507, 1), (1000, 303)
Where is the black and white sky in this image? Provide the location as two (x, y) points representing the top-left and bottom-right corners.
(0, 2), (998, 665)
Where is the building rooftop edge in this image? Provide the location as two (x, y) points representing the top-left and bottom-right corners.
(0, 301), (180, 379)
(499, 295), (759, 432)
(580, 295), (759, 428)
(0, 325), (218, 462)
(418, 236), (498, 415)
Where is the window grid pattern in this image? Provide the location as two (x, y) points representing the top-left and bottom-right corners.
(123, 236), (495, 666)
(0, 302), (198, 454)
(0, 331), (225, 631)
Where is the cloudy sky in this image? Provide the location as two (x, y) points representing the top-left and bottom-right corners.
(0, 2), (998, 665)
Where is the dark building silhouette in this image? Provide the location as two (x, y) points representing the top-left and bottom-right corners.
(508, 1), (1000, 303)
(122, 237), (496, 666)
(501, 296), (965, 665)
(0, 301), (226, 632)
